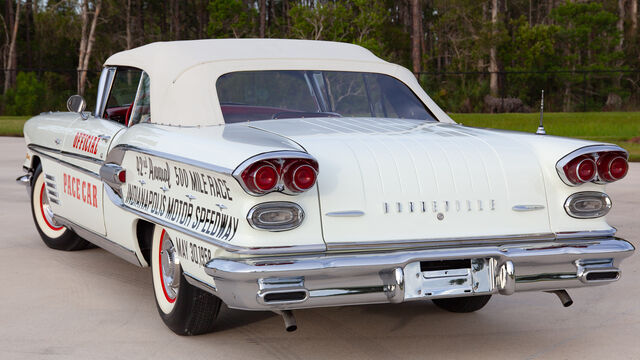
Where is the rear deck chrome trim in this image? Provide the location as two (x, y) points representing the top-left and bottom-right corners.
(512, 205), (545, 211)
(326, 233), (557, 252)
(325, 211), (365, 217)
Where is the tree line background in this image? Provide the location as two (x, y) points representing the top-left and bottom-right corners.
(1, 0), (639, 116)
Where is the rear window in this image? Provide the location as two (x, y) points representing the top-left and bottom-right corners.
(216, 70), (435, 123)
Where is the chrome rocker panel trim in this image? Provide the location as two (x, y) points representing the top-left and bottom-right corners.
(53, 214), (142, 267)
(204, 237), (634, 311)
(28, 144), (101, 179)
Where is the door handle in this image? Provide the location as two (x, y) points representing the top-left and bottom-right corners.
(98, 135), (111, 142)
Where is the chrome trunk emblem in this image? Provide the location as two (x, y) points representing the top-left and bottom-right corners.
(383, 200), (496, 215)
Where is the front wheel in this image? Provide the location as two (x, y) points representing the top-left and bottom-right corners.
(432, 295), (492, 313)
(150, 226), (222, 335)
(30, 164), (89, 251)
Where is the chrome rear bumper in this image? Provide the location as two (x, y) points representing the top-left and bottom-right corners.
(203, 237), (634, 311)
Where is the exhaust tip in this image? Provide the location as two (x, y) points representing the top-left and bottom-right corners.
(545, 290), (573, 307)
(274, 310), (298, 332)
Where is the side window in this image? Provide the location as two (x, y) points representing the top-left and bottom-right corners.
(104, 67), (142, 125)
(129, 72), (151, 126)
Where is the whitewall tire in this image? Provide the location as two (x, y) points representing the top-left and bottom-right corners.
(150, 226), (222, 335)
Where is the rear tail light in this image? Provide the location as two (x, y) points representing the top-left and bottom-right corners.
(235, 153), (319, 196)
(563, 155), (597, 184)
(243, 162), (279, 194)
(597, 153), (628, 182)
(283, 162), (318, 193)
(557, 146), (629, 186)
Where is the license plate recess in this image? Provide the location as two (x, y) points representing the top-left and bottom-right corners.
(403, 258), (495, 299)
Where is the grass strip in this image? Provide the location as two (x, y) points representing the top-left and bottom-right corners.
(0, 116), (30, 137)
(3, 113), (639, 160)
(451, 112), (640, 161)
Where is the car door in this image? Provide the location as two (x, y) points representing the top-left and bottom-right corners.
(55, 67), (144, 235)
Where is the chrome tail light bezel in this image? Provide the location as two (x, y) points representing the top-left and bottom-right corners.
(233, 151), (319, 196)
(556, 145), (629, 186)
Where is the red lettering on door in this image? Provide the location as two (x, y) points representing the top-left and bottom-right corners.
(72, 131), (100, 155)
(63, 172), (99, 208)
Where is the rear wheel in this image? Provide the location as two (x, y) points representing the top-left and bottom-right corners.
(432, 295), (492, 313)
(30, 165), (89, 250)
(150, 226), (222, 335)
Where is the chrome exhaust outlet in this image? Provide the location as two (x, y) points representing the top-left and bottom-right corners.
(576, 259), (620, 284)
(274, 310), (297, 332)
(583, 270), (620, 282)
(546, 290), (573, 307)
(257, 277), (309, 305)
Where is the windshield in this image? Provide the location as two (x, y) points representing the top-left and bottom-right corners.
(216, 70), (436, 123)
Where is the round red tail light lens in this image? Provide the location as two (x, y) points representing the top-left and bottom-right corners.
(241, 161), (279, 194)
(564, 155), (596, 184)
(610, 157), (628, 179)
(253, 164), (278, 191)
(117, 169), (126, 183)
(292, 164), (317, 191)
(577, 158), (596, 181)
(598, 153), (628, 182)
(281, 161), (318, 193)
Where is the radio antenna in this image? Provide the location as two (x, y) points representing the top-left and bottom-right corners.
(536, 90), (546, 135)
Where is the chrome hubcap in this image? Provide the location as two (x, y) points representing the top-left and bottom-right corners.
(160, 234), (180, 299)
(41, 185), (60, 228)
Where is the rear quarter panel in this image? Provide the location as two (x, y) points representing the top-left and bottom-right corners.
(490, 130), (618, 234)
(107, 123), (326, 256)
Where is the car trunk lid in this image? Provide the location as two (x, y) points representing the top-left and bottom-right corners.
(248, 118), (552, 246)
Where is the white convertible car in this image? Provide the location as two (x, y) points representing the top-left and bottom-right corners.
(18, 39), (634, 334)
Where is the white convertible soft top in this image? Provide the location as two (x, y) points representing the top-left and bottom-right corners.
(103, 39), (453, 126)
(105, 39), (386, 78)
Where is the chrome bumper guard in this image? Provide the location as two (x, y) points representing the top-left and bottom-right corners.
(16, 170), (32, 196)
(203, 237), (633, 310)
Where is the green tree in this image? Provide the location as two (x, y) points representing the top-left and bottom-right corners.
(551, 2), (622, 111)
(3, 72), (46, 115)
(207, 0), (257, 38)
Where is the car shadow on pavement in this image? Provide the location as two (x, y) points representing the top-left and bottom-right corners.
(214, 304), (276, 332)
